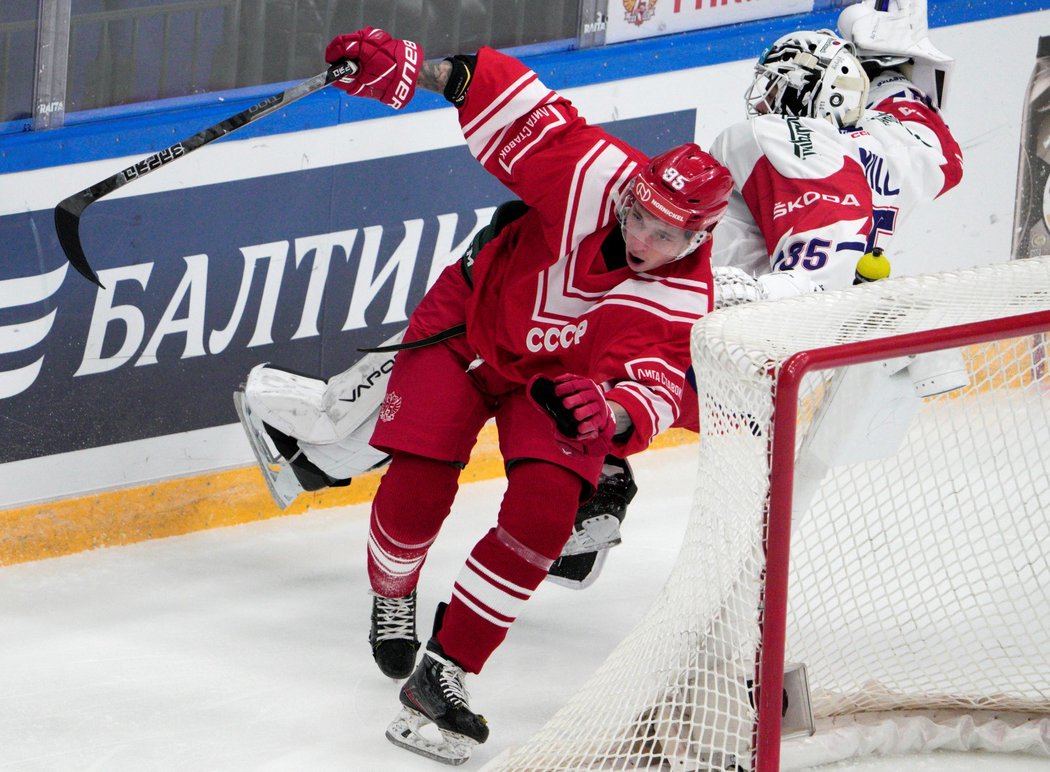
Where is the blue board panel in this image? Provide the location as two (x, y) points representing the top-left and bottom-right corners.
(0, 110), (694, 463)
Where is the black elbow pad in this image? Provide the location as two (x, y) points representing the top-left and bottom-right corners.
(443, 55), (476, 106)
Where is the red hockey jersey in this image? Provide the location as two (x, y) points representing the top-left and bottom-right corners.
(415, 47), (714, 455)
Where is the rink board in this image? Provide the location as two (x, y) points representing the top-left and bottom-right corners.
(1, 4), (1049, 563)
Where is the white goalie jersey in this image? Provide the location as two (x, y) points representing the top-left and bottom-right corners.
(710, 70), (963, 292)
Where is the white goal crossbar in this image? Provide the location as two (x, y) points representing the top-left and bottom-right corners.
(484, 257), (1050, 771)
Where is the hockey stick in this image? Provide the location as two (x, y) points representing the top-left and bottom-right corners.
(54, 58), (358, 288)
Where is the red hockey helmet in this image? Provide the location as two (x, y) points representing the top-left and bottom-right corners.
(619, 143), (734, 261)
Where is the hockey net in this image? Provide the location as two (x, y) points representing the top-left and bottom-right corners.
(484, 256), (1050, 771)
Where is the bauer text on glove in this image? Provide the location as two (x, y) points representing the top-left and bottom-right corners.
(325, 27), (422, 109)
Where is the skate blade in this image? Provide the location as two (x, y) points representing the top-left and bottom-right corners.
(232, 390), (303, 510)
(559, 514), (623, 555)
(385, 707), (476, 766)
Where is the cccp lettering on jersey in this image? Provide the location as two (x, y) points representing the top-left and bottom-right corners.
(525, 320), (588, 353)
(773, 190), (862, 220)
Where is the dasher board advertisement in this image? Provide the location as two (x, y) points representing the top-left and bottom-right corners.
(606, 0), (814, 45)
(0, 111), (693, 466)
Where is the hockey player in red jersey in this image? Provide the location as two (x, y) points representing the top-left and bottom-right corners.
(319, 26), (734, 763)
(234, 3), (966, 599)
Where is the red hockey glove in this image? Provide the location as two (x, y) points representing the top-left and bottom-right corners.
(324, 27), (422, 110)
(529, 374), (616, 443)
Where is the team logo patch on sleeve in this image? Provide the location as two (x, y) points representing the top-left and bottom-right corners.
(498, 106), (567, 174)
(379, 392), (403, 422)
(786, 118), (815, 159)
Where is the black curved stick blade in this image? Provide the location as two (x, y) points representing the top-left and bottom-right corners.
(49, 61), (356, 292)
(54, 198), (104, 288)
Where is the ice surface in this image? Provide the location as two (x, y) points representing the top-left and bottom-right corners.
(0, 445), (1044, 771)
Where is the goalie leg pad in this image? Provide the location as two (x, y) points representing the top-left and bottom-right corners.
(233, 389), (309, 509)
(264, 421), (353, 492)
(242, 364), (330, 442)
(296, 409), (391, 481)
(838, 0), (954, 108)
(235, 388), (359, 510)
(236, 329), (405, 508)
(546, 550), (609, 590)
(242, 328), (404, 446)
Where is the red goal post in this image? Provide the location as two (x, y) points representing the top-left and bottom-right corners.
(484, 256), (1050, 772)
(759, 310), (1050, 770)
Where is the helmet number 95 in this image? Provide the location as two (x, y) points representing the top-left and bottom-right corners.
(662, 167), (687, 190)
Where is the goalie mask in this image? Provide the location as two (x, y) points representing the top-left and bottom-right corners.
(617, 143), (733, 268)
(746, 29), (870, 128)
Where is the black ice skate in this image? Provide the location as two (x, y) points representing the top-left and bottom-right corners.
(369, 591), (420, 679)
(547, 455), (638, 589)
(386, 640), (489, 765)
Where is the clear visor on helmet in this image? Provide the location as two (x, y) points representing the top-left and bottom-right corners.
(619, 197), (708, 262)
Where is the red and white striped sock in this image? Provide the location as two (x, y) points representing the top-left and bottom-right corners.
(367, 452), (461, 598)
(436, 461), (582, 672)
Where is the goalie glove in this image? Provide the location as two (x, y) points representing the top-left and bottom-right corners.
(756, 270), (818, 300)
(324, 27), (422, 110)
(837, 0), (953, 109)
(713, 266), (818, 309)
(712, 266), (762, 309)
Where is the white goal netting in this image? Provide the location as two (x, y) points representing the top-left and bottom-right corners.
(485, 257), (1050, 771)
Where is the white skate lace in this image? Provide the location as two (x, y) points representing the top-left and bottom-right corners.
(438, 662), (470, 708)
(373, 593), (415, 642)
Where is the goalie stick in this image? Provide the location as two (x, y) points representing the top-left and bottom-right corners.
(53, 58), (358, 288)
